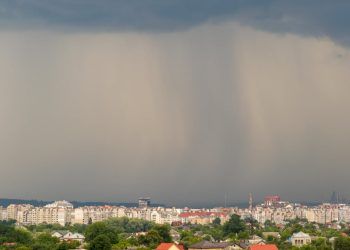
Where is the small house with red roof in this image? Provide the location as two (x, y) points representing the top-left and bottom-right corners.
(156, 243), (185, 250)
(248, 244), (278, 250)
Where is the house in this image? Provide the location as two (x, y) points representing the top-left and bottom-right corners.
(156, 243), (185, 250)
(62, 232), (85, 243)
(229, 244), (243, 250)
(248, 235), (265, 245)
(238, 241), (249, 250)
(52, 231), (85, 243)
(189, 241), (236, 250)
(248, 244), (278, 250)
(52, 231), (70, 240)
(290, 232), (311, 247)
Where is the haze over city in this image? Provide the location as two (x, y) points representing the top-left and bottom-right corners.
(1, 1), (350, 207)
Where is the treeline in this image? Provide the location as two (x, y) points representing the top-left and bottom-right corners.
(0, 217), (169, 250)
(0, 220), (79, 250)
(2, 216), (350, 250)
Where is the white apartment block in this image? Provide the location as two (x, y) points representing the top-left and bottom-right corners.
(6, 204), (34, 223)
(24, 207), (72, 226)
(3, 200), (350, 226)
(0, 206), (6, 221)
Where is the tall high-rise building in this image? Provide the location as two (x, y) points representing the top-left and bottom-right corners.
(330, 191), (339, 204)
(264, 195), (280, 207)
(249, 193), (253, 213)
(138, 198), (151, 208)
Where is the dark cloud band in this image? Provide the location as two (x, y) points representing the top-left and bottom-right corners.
(1, 0), (350, 45)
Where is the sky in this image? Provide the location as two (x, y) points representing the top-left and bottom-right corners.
(1, 1), (350, 207)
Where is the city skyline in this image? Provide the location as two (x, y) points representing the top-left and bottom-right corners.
(0, 191), (347, 208)
(2, 196), (350, 227)
(1, 1), (350, 206)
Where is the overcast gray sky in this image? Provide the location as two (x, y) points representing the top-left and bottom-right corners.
(1, 1), (350, 207)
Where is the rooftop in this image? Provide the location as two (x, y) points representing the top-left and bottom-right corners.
(189, 241), (231, 249)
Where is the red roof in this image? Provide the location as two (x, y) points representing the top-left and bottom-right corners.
(156, 243), (184, 250)
(249, 245), (278, 250)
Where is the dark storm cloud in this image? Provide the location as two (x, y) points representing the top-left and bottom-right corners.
(1, 1), (350, 207)
(1, 1), (350, 45)
(1, 25), (350, 206)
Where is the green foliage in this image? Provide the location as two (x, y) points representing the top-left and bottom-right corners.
(56, 241), (70, 250)
(264, 220), (279, 232)
(15, 247), (32, 250)
(35, 233), (60, 245)
(2, 213), (350, 250)
(138, 230), (162, 249)
(334, 236), (350, 250)
(237, 231), (249, 239)
(105, 218), (154, 234)
(56, 240), (81, 250)
(321, 229), (341, 238)
(209, 227), (223, 241)
(152, 224), (172, 242)
(212, 218), (221, 226)
(0, 222), (33, 245)
(26, 222), (87, 234)
(179, 230), (202, 247)
(85, 222), (118, 244)
(223, 214), (246, 236)
(310, 238), (331, 250)
(89, 235), (112, 250)
(113, 239), (130, 250)
(31, 242), (53, 250)
(31, 233), (60, 250)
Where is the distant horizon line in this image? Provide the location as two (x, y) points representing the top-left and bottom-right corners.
(0, 197), (328, 208)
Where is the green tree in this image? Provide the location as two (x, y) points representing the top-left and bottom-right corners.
(223, 215), (246, 236)
(0, 222), (33, 244)
(334, 236), (350, 250)
(105, 218), (154, 234)
(179, 230), (203, 248)
(32, 243), (54, 250)
(57, 240), (81, 250)
(56, 242), (70, 250)
(310, 238), (331, 250)
(85, 222), (118, 244)
(35, 233), (59, 245)
(138, 230), (162, 249)
(152, 224), (172, 242)
(237, 231), (249, 239)
(89, 235), (112, 250)
(15, 247), (32, 250)
(113, 239), (131, 250)
(209, 228), (223, 242)
(212, 218), (221, 226)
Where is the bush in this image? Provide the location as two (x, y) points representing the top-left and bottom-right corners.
(89, 235), (112, 250)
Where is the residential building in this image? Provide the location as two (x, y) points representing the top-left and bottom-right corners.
(248, 245), (278, 250)
(156, 243), (184, 250)
(189, 241), (235, 250)
(290, 232), (311, 247)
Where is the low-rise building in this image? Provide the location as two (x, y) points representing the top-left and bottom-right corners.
(248, 245), (278, 250)
(156, 243), (184, 250)
(290, 232), (311, 247)
(189, 241), (235, 250)
(52, 231), (85, 243)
